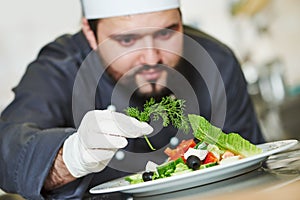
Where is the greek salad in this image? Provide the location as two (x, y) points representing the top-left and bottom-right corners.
(125, 114), (262, 184)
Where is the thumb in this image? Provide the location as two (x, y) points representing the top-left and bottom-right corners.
(109, 111), (154, 138)
(131, 120), (153, 136)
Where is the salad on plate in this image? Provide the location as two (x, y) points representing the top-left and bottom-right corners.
(124, 97), (262, 184)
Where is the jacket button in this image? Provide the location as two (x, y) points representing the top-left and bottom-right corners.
(170, 136), (179, 146)
(107, 104), (116, 111)
(115, 150), (125, 160)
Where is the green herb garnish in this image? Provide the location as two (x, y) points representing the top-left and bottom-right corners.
(125, 96), (190, 150)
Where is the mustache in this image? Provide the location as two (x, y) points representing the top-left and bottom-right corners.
(119, 63), (173, 84)
(134, 64), (167, 75)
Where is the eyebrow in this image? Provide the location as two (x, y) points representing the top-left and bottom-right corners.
(109, 23), (180, 40)
(165, 23), (180, 30)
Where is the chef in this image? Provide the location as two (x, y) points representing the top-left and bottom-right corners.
(0, 0), (265, 199)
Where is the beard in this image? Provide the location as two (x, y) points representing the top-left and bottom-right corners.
(106, 62), (181, 98)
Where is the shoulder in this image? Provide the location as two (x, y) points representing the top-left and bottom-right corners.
(24, 31), (92, 79)
(37, 31), (91, 62)
(182, 25), (243, 90)
(15, 31), (92, 96)
(183, 25), (237, 62)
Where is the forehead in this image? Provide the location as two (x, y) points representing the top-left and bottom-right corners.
(97, 9), (181, 35)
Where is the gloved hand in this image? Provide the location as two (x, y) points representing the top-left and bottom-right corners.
(62, 110), (153, 178)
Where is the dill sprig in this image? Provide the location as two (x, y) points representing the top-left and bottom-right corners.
(125, 96), (190, 150)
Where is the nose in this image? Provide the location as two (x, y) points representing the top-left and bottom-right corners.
(140, 48), (161, 66)
(139, 36), (161, 65)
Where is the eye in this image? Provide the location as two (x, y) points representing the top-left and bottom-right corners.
(113, 34), (139, 47)
(154, 28), (174, 40)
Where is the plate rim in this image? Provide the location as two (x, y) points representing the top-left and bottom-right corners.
(90, 139), (298, 194)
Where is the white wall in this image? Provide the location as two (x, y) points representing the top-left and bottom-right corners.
(0, 0), (81, 111)
(181, 0), (300, 91)
(181, 0), (238, 52)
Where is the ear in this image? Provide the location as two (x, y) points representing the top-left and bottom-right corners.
(82, 17), (98, 50)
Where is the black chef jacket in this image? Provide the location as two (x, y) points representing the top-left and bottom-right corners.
(0, 26), (265, 199)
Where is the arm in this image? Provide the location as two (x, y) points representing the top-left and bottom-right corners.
(184, 26), (265, 144)
(0, 119), (76, 199)
(43, 148), (76, 191)
(217, 58), (264, 143)
(0, 32), (153, 199)
(216, 49), (265, 144)
(0, 33), (86, 198)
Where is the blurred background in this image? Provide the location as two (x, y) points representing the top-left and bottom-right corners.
(0, 0), (300, 197)
(0, 0), (299, 140)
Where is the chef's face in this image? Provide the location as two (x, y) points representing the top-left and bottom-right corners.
(95, 9), (183, 96)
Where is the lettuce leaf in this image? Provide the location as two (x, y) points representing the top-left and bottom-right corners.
(188, 114), (262, 157)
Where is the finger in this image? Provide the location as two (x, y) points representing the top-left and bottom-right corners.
(88, 110), (153, 138)
(87, 148), (117, 161)
(99, 113), (153, 138)
(82, 110), (153, 138)
(112, 112), (153, 137)
(79, 132), (128, 149)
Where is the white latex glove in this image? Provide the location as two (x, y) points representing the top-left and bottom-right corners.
(62, 110), (153, 178)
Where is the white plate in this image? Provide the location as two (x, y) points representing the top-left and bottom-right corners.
(90, 139), (298, 196)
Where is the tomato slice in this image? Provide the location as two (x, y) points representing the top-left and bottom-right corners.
(203, 152), (218, 164)
(164, 147), (179, 160)
(164, 139), (196, 161)
(179, 139), (196, 152)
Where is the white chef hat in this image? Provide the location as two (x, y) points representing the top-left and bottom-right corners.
(81, 0), (180, 19)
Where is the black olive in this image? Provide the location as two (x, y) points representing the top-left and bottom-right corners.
(186, 155), (201, 170)
(193, 138), (200, 144)
(142, 171), (154, 182)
